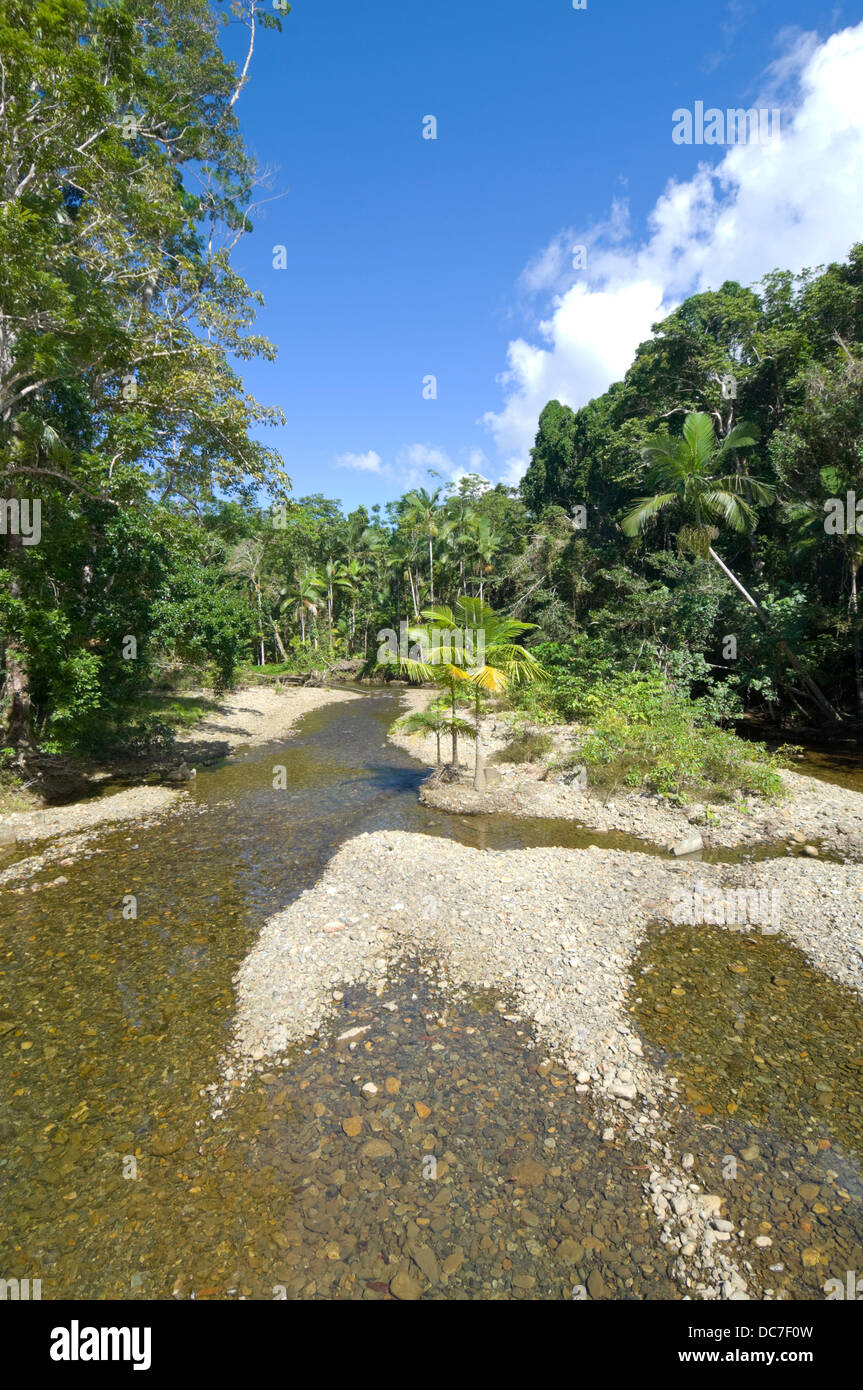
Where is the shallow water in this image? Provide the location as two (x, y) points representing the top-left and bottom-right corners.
(0, 691), (662, 1300)
(795, 746), (863, 795)
(632, 922), (863, 1297)
(1, 690), (861, 1299)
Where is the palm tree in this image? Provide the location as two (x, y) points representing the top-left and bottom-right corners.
(469, 515), (503, 601)
(393, 630), (473, 770)
(322, 559), (351, 651)
(393, 705), (475, 767)
(403, 486), (443, 607)
(621, 412), (840, 723)
(446, 505), (477, 592)
(404, 598), (547, 789)
(227, 537), (267, 665)
(340, 556), (367, 652)
(391, 535), (422, 621)
(286, 567), (325, 648)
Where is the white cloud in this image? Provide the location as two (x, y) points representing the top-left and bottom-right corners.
(336, 449), (385, 473)
(467, 448), (489, 472)
(395, 444), (454, 478)
(334, 443), (495, 495)
(395, 442), (487, 492)
(486, 22), (863, 481)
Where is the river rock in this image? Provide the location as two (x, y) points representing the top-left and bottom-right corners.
(409, 1244), (439, 1284)
(511, 1158), (546, 1187)
(360, 1138), (394, 1159)
(672, 833), (704, 857)
(390, 1270), (422, 1300)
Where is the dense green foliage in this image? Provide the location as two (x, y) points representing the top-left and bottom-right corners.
(559, 672), (786, 803)
(518, 256), (863, 726)
(1, 0), (288, 752)
(2, 1), (860, 780)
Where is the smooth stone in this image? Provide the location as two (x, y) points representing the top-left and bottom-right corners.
(360, 1138), (395, 1160)
(672, 834), (704, 857)
(511, 1159), (546, 1187)
(390, 1270), (422, 1300)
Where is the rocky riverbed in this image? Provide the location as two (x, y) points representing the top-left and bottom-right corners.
(3, 688), (859, 1301)
(227, 830), (862, 1299)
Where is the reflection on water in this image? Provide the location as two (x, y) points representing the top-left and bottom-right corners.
(795, 746), (863, 795)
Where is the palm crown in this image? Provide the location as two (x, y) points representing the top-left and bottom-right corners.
(621, 412), (773, 555)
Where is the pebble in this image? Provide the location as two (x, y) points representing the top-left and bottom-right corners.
(390, 1270), (422, 1300)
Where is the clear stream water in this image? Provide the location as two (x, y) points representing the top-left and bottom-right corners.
(0, 690), (860, 1299)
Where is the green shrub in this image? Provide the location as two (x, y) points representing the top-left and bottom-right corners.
(564, 673), (786, 803)
(493, 730), (554, 764)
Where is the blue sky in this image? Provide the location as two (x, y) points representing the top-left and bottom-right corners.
(222, 0), (863, 509)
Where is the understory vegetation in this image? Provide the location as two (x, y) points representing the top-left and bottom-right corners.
(558, 674), (787, 803)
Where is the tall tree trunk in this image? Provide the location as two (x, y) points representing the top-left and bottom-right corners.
(407, 567), (419, 620)
(254, 586), (264, 665)
(472, 688), (486, 791)
(708, 547), (841, 724)
(428, 535), (434, 607)
(2, 528), (35, 750)
(450, 684), (459, 769)
(270, 619), (288, 662)
(850, 547), (863, 719)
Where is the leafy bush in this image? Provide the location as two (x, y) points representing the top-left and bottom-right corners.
(38, 651), (104, 753)
(493, 730), (554, 763)
(563, 673), (786, 802)
(106, 717), (177, 759)
(509, 637), (618, 722)
(510, 635), (746, 727)
(0, 745), (19, 785)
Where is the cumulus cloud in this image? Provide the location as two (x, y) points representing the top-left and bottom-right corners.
(485, 22), (863, 482)
(336, 449), (385, 473)
(395, 444), (454, 479)
(335, 443), (489, 494)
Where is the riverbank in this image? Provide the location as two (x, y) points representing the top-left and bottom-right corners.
(170, 683), (362, 760)
(228, 829), (863, 1299)
(390, 692), (863, 861)
(0, 684), (361, 886)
